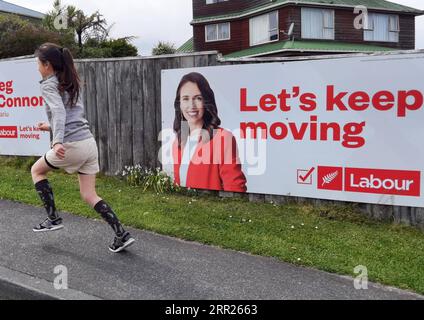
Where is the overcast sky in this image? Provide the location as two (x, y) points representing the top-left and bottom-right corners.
(6, 0), (424, 55)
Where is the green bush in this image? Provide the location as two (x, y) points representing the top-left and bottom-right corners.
(0, 13), (77, 59)
(76, 38), (138, 58)
(100, 38), (138, 57)
(78, 46), (113, 59)
(0, 13), (28, 38)
(0, 13), (137, 59)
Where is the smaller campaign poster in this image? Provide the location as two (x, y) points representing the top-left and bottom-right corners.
(0, 58), (50, 156)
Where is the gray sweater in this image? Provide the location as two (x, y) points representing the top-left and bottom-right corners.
(40, 74), (93, 145)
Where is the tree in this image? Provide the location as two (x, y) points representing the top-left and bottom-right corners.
(72, 10), (108, 50)
(42, 0), (138, 58)
(42, 0), (63, 30)
(43, 0), (109, 51)
(152, 41), (176, 55)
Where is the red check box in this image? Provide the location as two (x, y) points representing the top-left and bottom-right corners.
(297, 168), (315, 185)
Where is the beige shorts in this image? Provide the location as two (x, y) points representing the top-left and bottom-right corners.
(45, 137), (100, 175)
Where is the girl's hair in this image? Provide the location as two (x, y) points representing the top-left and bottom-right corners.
(35, 43), (80, 107)
(173, 72), (221, 148)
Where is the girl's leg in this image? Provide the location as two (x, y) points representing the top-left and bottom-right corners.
(31, 156), (52, 184)
(31, 157), (60, 222)
(78, 174), (126, 237)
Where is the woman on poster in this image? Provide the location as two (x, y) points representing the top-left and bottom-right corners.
(172, 72), (247, 193)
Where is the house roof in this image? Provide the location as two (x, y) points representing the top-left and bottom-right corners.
(0, 0), (44, 19)
(192, 0), (424, 24)
(177, 38), (194, 53)
(176, 37), (396, 58)
(224, 40), (395, 58)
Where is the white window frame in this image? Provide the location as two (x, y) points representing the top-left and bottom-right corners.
(364, 13), (399, 43)
(389, 15), (400, 32)
(205, 22), (231, 42)
(301, 7), (335, 40)
(249, 11), (279, 47)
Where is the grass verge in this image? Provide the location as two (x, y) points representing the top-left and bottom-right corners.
(0, 156), (423, 295)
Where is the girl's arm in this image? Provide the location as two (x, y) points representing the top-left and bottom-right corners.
(41, 82), (66, 146)
(37, 122), (51, 132)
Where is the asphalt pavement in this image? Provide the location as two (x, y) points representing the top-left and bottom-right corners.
(0, 199), (422, 300)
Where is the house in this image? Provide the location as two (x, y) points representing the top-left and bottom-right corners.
(0, 0), (44, 22)
(178, 0), (424, 58)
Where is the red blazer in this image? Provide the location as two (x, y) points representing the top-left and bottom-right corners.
(173, 128), (247, 193)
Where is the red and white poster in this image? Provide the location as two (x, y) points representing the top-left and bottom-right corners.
(161, 52), (424, 207)
(0, 58), (50, 156)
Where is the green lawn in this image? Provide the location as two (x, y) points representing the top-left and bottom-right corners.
(0, 157), (423, 295)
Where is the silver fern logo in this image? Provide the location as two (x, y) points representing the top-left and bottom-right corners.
(322, 171), (339, 187)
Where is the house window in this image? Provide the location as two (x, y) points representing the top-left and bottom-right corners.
(206, 0), (228, 4)
(205, 23), (231, 42)
(364, 13), (399, 43)
(250, 11), (279, 46)
(301, 7), (335, 40)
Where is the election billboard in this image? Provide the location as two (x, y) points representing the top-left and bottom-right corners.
(161, 53), (424, 207)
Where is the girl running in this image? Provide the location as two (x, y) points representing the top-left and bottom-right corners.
(31, 43), (135, 253)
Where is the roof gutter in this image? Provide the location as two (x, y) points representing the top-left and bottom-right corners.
(221, 48), (424, 62)
(226, 47), (394, 59)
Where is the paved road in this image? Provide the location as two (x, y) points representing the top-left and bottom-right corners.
(0, 199), (422, 300)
